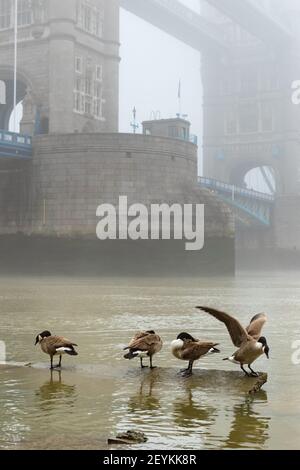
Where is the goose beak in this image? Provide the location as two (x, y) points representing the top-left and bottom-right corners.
(35, 337), (39, 346)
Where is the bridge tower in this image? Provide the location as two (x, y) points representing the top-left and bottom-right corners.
(0, 0), (119, 135)
(201, 0), (300, 197)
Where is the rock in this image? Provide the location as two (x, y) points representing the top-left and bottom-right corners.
(248, 373), (268, 394)
(108, 431), (147, 445)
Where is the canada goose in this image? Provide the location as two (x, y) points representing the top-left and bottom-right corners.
(35, 331), (78, 369)
(124, 330), (163, 369)
(171, 332), (220, 377)
(196, 307), (269, 377)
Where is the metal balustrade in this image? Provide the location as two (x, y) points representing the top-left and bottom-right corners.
(0, 130), (32, 159)
(199, 176), (274, 226)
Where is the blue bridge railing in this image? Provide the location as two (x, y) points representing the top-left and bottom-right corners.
(199, 176), (274, 226)
(199, 176), (274, 202)
(0, 130), (32, 160)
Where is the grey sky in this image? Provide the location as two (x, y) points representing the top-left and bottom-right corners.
(119, 0), (203, 171)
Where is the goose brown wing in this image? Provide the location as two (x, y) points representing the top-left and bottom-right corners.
(46, 336), (78, 352)
(125, 331), (150, 349)
(196, 306), (248, 347)
(181, 341), (218, 361)
(128, 334), (161, 352)
(246, 313), (267, 340)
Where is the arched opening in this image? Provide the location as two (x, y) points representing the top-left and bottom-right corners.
(9, 101), (24, 133)
(244, 166), (277, 195)
(230, 160), (281, 195)
(0, 80), (6, 104)
(0, 74), (27, 132)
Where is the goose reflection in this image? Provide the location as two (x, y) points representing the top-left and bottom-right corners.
(224, 391), (270, 449)
(127, 370), (160, 413)
(35, 370), (77, 413)
(172, 381), (217, 430)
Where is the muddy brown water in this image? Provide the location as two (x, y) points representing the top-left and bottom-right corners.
(0, 273), (299, 450)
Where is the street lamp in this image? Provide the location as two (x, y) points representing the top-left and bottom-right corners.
(130, 107), (139, 134)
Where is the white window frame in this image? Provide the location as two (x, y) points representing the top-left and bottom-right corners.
(77, 1), (104, 38)
(73, 55), (105, 120)
(95, 64), (103, 82)
(224, 108), (238, 135)
(0, 0), (12, 30)
(75, 56), (83, 74)
(0, 0), (33, 31)
(0, 80), (6, 104)
(18, 0), (33, 27)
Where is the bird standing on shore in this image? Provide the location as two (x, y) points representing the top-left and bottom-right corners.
(171, 332), (220, 376)
(196, 307), (269, 376)
(124, 330), (163, 369)
(35, 330), (78, 369)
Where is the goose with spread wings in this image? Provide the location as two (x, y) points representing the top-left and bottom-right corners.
(196, 307), (269, 376)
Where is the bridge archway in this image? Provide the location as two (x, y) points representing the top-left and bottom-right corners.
(0, 67), (33, 133)
(0, 80), (6, 104)
(230, 160), (281, 194)
(244, 165), (278, 195)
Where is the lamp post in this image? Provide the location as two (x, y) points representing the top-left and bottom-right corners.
(130, 107), (139, 134)
(13, 0), (18, 133)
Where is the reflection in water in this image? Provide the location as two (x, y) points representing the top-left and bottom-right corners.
(35, 370), (77, 414)
(224, 392), (270, 449)
(127, 371), (161, 413)
(0, 377), (31, 448)
(173, 382), (217, 431)
(0, 274), (299, 449)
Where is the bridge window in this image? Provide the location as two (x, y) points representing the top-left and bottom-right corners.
(75, 56), (83, 74)
(221, 71), (238, 96)
(239, 103), (259, 133)
(74, 77), (84, 113)
(225, 108), (238, 135)
(77, 1), (104, 38)
(95, 64), (103, 82)
(240, 68), (258, 96)
(18, 0), (32, 27)
(168, 126), (179, 138)
(261, 102), (274, 132)
(0, 0), (32, 30)
(260, 67), (279, 91)
(93, 83), (104, 119)
(0, 79), (5, 104)
(74, 64), (104, 120)
(0, 0), (11, 30)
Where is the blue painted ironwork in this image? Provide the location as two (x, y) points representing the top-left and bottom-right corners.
(0, 130), (32, 160)
(199, 176), (274, 226)
(189, 134), (198, 145)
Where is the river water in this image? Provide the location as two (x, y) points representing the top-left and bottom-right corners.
(0, 273), (299, 450)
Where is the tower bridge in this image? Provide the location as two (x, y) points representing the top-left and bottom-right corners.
(0, 0), (300, 271)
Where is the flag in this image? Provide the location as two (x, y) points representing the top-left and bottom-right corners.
(178, 80), (181, 99)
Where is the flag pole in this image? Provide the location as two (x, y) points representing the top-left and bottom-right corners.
(13, 0), (18, 132)
(177, 80), (181, 118)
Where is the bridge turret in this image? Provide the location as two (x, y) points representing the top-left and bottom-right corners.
(142, 117), (192, 142)
(0, 0), (120, 135)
